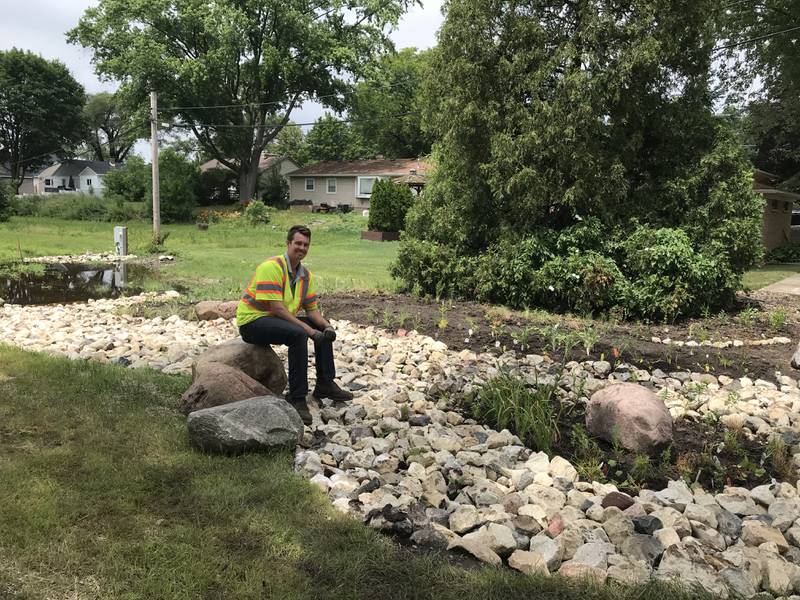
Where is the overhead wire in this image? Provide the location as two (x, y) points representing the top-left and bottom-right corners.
(157, 76), (416, 112)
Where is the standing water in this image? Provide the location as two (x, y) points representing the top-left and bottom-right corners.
(0, 262), (145, 305)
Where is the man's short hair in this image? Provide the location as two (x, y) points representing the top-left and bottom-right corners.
(287, 225), (311, 243)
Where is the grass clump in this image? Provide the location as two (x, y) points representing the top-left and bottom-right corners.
(468, 371), (565, 453)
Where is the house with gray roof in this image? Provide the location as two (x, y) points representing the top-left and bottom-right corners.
(33, 160), (119, 197)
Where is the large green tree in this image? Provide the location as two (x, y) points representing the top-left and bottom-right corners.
(721, 0), (800, 187)
(69, 0), (416, 201)
(82, 91), (147, 163)
(395, 0), (763, 319)
(265, 122), (308, 164)
(0, 49), (86, 193)
(350, 48), (432, 158)
(304, 114), (368, 163)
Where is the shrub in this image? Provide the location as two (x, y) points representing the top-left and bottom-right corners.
(532, 252), (626, 315)
(472, 234), (554, 307)
(391, 238), (477, 298)
(243, 199), (273, 225)
(103, 156), (149, 204)
(198, 167), (236, 205)
(145, 149), (199, 223)
(258, 169), (289, 208)
(9, 195), (41, 216)
(0, 181), (11, 222)
(35, 194), (110, 221)
(368, 179), (414, 232)
(765, 243), (800, 263)
(618, 227), (737, 320)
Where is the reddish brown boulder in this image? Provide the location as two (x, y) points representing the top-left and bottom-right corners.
(179, 362), (268, 414)
(193, 338), (286, 395)
(195, 300), (239, 320)
(586, 383), (673, 453)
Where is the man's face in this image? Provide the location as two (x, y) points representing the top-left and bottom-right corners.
(287, 232), (310, 264)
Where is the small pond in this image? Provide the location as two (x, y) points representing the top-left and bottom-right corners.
(0, 262), (148, 305)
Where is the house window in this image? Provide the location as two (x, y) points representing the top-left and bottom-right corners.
(326, 178), (337, 193)
(44, 178), (52, 186)
(61, 179), (66, 187)
(784, 201), (790, 212)
(357, 176), (378, 197)
(86, 178), (92, 186)
(772, 199), (778, 210)
(305, 178), (315, 191)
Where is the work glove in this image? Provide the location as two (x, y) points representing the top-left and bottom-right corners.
(322, 327), (337, 342)
(310, 330), (325, 344)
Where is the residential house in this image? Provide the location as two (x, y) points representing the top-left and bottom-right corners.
(288, 158), (430, 210)
(33, 160), (119, 197)
(754, 169), (800, 250)
(199, 154), (300, 202)
(0, 162), (35, 194)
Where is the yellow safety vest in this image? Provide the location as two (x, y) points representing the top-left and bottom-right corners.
(236, 255), (318, 326)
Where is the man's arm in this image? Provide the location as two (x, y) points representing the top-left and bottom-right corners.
(267, 301), (318, 336)
(305, 309), (330, 330)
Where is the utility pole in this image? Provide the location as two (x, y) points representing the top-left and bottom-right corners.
(150, 90), (161, 242)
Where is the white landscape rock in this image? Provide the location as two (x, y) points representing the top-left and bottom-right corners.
(6, 289), (800, 598)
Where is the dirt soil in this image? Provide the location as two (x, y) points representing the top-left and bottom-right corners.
(322, 290), (800, 382)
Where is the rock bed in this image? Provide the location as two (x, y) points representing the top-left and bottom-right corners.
(4, 293), (800, 596)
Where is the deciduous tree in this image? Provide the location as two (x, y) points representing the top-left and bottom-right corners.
(83, 91), (146, 163)
(350, 48), (432, 158)
(0, 49), (86, 193)
(69, 0), (416, 201)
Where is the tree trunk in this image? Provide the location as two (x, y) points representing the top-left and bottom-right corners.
(238, 162), (260, 202)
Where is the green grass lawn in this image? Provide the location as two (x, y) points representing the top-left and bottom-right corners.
(742, 263), (800, 291)
(0, 212), (398, 299)
(0, 345), (711, 600)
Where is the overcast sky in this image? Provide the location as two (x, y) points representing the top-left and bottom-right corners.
(0, 0), (444, 156)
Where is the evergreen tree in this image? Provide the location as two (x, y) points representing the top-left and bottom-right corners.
(395, 0), (763, 320)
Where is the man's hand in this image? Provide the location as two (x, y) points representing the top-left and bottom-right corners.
(310, 330), (325, 344)
(322, 327), (336, 342)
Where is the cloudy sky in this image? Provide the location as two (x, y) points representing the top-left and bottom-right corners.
(0, 0), (444, 155)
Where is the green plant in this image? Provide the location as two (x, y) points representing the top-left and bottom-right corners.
(768, 309), (788, 331)
(365, 307), (378, 323)
(367, 179), (414, 232)
(0, 181), (11, 222)
(765, 242), (800, 263)
(469, 371), (564, 453)
(766, 437), (795, 481)
(381, 307), (393, 329)
(399, 404), (410, 421)
(396, 310), (411, 329)
(145, 149), (200, 223)
(243, 199), (273, 226)
(738, 306), (758, 327)
(511, 324), (536, 351)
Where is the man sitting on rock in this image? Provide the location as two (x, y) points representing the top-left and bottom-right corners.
(236, 224), (352, 424)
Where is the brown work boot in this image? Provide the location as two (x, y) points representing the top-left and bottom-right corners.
(286, 396), (313, 426)
(312, 379), (354, 402)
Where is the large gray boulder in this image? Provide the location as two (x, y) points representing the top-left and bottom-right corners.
(193, 338), (286, 394)
(180, 362), (268, 414)
(187, 395), (303, 453)
(792, 342), (800, 370)
(586, 383), (673, 453)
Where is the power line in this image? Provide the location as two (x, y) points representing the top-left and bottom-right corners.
(157, 77), (416, 112)
(713, 24), (800, 52)
(168, 112), (415, 129)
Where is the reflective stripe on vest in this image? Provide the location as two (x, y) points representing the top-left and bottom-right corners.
(242, 255), (309, 316)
